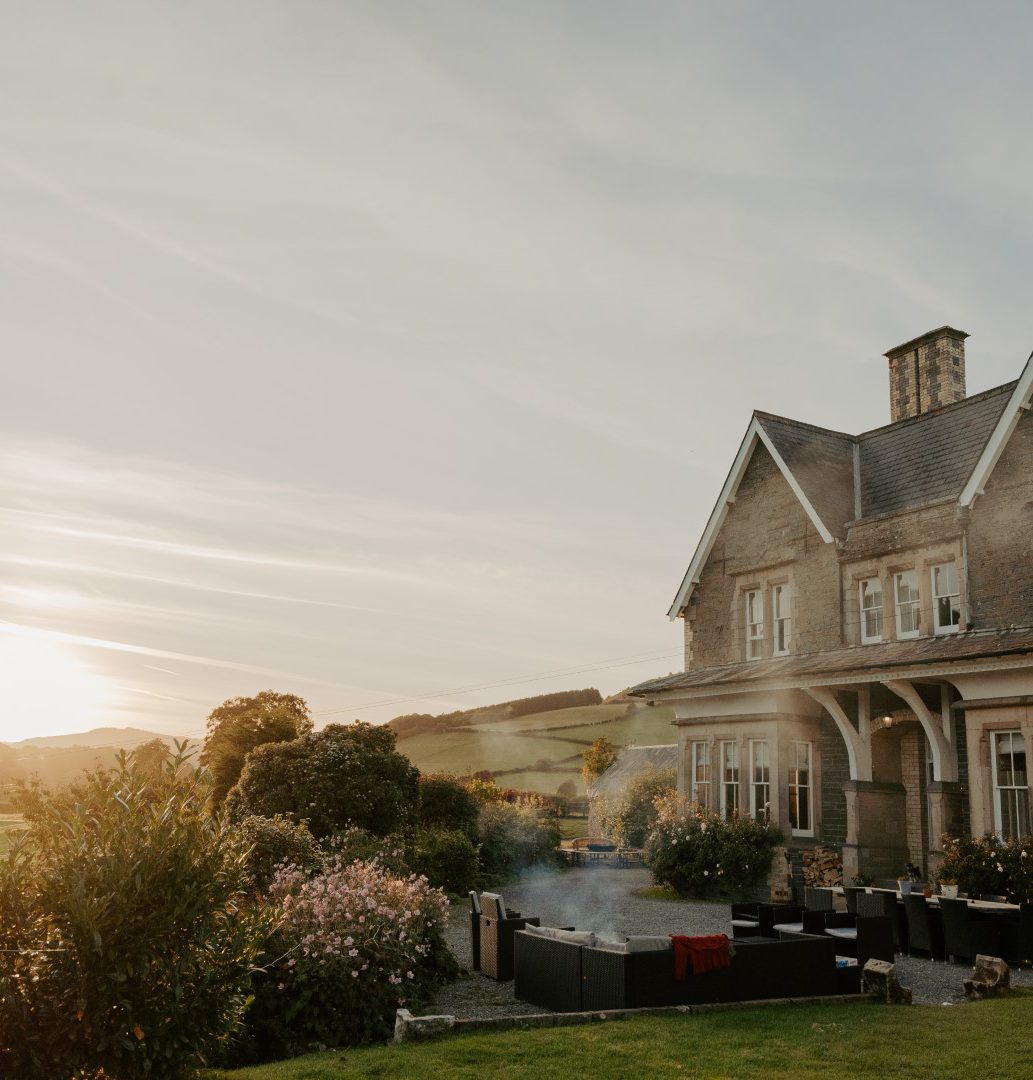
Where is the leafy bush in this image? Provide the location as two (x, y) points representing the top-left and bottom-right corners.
(201, 690), (313, 801)
(938, 833), (1033, 900)
(418, 774), (479, 839)
(409, 826), (480, 895)
(644, 793), (783, 898)
(237, 814), (324, 892)
(476, 801), (561, 883)
(582, 737), (617, 785)
(227, 722), (420, 839)
(597, 768), (676, 848)
(238, 854), (454, 1059)
(465, 777), (507, 804)
(0, 745), (269, 1080)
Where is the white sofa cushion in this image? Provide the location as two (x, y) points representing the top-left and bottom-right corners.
(522, 925), (598, 947)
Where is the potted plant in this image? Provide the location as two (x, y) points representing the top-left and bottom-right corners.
(939, 876), (959, 899)
(897, 861), (922, 896)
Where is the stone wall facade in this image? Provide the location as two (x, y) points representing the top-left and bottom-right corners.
(966, 407), (1033, 630)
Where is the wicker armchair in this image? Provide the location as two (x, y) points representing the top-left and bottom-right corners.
(940, 897), (1002, 964)
(478, 894), (540, 981)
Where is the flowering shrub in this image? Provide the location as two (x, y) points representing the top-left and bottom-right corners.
(476, 800), (562, 883)
(238, 854), (455, 1060)
(644, 793), (783, 898)
(938, 833), (1033, 901)
(597, 768), (676, 848)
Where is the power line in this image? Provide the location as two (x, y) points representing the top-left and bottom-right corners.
(312, 647), (687, 719)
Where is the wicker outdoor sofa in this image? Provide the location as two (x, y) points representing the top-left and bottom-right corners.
(513, 930), (847, 1013)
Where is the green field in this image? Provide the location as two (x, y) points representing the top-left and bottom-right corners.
(0, 814), (26, 854)
(468, 704), (630, 733)
(201, 994), (1033, 1080)
(396, 702), (677, 795)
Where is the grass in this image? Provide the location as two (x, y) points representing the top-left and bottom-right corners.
(201, 993), (1033, 1079)
(0, 813), (25, 855)
(556, 815), (589, 840)
(395, 703), (677, 797)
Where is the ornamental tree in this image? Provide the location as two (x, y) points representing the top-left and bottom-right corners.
(200, 690), (313, 801)
(226, 722), (420, 839)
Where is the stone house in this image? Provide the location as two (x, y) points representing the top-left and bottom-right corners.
(631, 327), (1033, 882)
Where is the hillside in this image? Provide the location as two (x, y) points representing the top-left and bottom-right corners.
(1, 730), (196, 792)
(393, 699), (676, 796)
(14, 727), (179, 750)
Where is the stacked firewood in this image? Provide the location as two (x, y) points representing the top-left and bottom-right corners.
(802, 846), (843, 887)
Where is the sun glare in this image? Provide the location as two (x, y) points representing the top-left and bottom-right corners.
(0, 632), (114, 743)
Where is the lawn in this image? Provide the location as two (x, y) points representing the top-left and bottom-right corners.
(200, 994), (1033, 1080)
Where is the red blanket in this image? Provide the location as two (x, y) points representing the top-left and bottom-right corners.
(671, 934), (733, 980)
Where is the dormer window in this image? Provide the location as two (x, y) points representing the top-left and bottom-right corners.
(745, 589), (764, 660)
(773, 584), (791, 656)
(859, 578), (883, 644)
(894, 570), (921, 639)
(932, 562), (961, 635)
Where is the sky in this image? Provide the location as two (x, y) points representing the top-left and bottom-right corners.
(2, 1), (1033, 742)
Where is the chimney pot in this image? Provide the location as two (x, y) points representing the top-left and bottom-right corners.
(883, 326), (969, 423)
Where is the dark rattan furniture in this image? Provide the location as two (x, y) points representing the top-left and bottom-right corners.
(1000, 902), (1033, 966)
(469, 891), (481, 971)
(858, 890), (906, 952)
(479, 895), (540, 981)
(514, 933), (840, 1012)
(730, 902), (761, 937)
(940, 897), (1003, 964)
(903, 893), (944, 959)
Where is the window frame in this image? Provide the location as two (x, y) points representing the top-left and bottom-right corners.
(719, 740), (739, 820)
(745, 589), (764, 661)
(893, 569), (921, 640)
(788, 740), (814, 838)
(690, 741), (711, 809)
(931, 562), (961, 636)
(991, 730), (1030, 840)
(772, 584), (791, 657)
(749, 739), (771, 821)
(859, 577), (884, 644)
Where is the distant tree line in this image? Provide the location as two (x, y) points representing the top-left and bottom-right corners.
(387, 687), (604, 739)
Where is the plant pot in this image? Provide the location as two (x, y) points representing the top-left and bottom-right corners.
(940, 884), (959, 899)
(897, 880), (912, 895)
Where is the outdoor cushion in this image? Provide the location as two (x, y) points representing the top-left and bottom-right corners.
(523, 925), (597, 946)
(772, 922), (804, 934)
(731, 918), (760, 927)
(625, 935), (673, 953)
(592, 940), (630, 953)
(825, 927), (858, 941)
(479, 892), (506, 917)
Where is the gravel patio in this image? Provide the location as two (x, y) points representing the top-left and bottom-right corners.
(428, 866), (1033, 1016)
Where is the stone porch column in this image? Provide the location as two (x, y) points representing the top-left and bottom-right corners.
(926, 781), (967, 877)
(842, 780), (908, 882)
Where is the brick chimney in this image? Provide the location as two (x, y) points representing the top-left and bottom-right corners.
(884, 326), (969, 423)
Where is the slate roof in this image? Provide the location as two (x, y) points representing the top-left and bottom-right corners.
(858, 382), (1016, 518)
(588, 743), (678, 799)
(631, 626), (1033, 696)
(754, 381), (1016, 534)
(755, 414), (856, 537)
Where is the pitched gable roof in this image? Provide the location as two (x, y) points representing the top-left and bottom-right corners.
(960, 351), (1033, 506)
(754, 413), (856, 536)
(668, 352), (1032, 620)
(667, 415), (844, 619)
(859, 381), (1015, 517)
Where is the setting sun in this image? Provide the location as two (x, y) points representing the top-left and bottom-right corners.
(0, 630), (113, 743)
